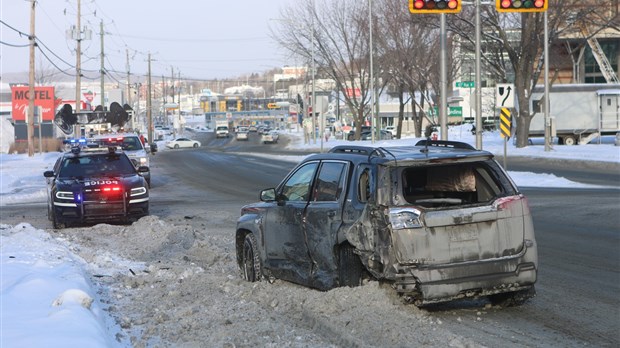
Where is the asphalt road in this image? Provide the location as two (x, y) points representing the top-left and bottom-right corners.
(2, 131), (618, 346)
(151, 131), (620, 347)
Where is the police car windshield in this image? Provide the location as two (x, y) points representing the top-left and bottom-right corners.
(58, 154), (136, 177)
(97, 137), (143, 151)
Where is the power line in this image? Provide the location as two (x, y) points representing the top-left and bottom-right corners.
(0, 40), (30, 48)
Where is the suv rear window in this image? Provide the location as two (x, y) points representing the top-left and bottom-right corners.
(400, 161), (513, 207)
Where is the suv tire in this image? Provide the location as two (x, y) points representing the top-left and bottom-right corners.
(52, 213), (66, 229)
(338, 243), (363, 287)
(242, 233), (262, 282)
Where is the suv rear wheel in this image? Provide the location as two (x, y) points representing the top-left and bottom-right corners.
(242, 233), (262, 282)
(338, 243), (363, 287)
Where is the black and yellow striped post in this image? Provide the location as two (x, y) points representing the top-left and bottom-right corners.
(500, 107), (512, 169)
(500, 107), (511, 139)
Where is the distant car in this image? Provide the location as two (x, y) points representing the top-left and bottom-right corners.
(384, 126), (396, 137)
(261, 130), (279, 144)
(216, 126), (230, 138)
(360, 130), (393, 141)
(165, 137), (201, 149)
(347, 126), (372, 140)
(236, 130), (249, 141)
(91, 134), (151, 186)
(248, 125), (258, 132)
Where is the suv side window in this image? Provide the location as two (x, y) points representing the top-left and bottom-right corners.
(312, 161), (347, 202)
(358, 167), (371, 203)
(280, 162), (318, 202)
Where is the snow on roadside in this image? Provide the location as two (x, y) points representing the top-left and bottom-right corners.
(1, 223), (128, 347)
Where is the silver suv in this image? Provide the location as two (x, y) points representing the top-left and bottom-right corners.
(236, 140), (537, 306)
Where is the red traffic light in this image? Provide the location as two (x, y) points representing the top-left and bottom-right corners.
(496, 0), (547, 12)
(409, 0), (461, 14)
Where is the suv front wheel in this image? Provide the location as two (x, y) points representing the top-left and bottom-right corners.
(242, 233), (262, 282)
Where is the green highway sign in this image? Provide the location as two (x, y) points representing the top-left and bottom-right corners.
(456, 81), (474, 88)
(448, 106), (463, 117)
(432, 106), (463, 117)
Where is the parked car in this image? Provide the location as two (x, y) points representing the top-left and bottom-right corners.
(261, 130), (279, 144)
(384, 125), (396, 137)
(347, 126), (372, 140)
(165, 137), (201, 149)
(236, 140), (537, 306)
(360, 130), (393, 140)
(43, 145), (149, 228)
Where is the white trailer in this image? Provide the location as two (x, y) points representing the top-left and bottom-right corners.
(529, 84), (620, 145)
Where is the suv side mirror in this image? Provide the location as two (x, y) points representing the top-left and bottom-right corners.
(260, 188), (276, 202)
(43, 170), (55, 178)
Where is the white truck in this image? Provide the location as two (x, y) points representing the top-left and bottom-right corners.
(214, 119), (230, 138)
(529, 84), (620, 145)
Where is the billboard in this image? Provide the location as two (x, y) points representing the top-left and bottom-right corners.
(11, 86), (56, 122)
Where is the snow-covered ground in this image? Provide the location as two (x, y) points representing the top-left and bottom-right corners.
(1, 124), (619, 346)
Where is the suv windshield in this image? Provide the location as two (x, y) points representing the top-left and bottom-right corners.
(58, 154), (136, 177)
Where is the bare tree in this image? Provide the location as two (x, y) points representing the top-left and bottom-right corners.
(273, 0), (375, 139)
(451, 0), (619, 148)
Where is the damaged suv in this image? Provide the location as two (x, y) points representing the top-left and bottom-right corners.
(235, 140), (537, 306)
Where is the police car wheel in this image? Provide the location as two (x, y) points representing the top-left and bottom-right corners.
(52, 214), (66, 229)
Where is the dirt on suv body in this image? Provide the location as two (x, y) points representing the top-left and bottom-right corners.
(236, 140), (538, 306)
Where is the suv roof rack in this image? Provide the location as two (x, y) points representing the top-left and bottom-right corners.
(415, 140), (476, 150)
(329, 145), (387, 157)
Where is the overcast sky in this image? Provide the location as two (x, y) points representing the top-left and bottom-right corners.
(1, 0), (297, 82)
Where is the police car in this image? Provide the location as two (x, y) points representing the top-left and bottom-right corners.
(44, 142), (150, 228)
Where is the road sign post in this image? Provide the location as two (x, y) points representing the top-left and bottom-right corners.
(500, 107), (511, 169)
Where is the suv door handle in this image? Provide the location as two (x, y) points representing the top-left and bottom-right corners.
(327, 211), (336, 217)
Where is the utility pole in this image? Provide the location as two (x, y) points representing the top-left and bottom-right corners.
(27, 0), (35, 156)
(310, 0), (316, 145)
(369, 0), (375, 145)
(75, 0), (82, 137)
(126, 49), (132, 129)
(100, 20), (105, 110)
(171, 66), (175, 128)
(147, 53), (153, 144)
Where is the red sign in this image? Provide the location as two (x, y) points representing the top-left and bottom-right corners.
(345, 88), (361, 98)
(11, 86), (56, 122)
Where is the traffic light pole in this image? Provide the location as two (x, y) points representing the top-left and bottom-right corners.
(440, 14), (448, 140)
(475, 0), (482, 150)
(544, 11), (551, 152)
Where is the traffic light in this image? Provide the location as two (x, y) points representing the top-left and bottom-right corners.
(409, 0), (461, 14)
(496, 0), (547, 12)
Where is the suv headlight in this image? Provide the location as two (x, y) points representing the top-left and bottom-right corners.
(389, 208), (423, 229)
(130, 187), (147, 196)
(139, 157), (148, 166)
(55, 191), (74, 200)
